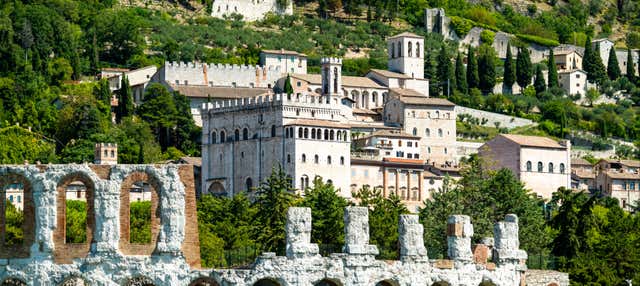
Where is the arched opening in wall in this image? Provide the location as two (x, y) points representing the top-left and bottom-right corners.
(208, 182), (226, 197)
(1, 278), (27, 286)
(245, 177), (253, 192)
(54, 172), (96, 264)
(189, 277), (220, 286)
(431, 282), (451, 286)
(58, 276), (88, 286)
(220, 130), (226, 143)
(351, 90), (360, 108)
(478, 281), (497, 286)
(0, 173), (34, 259)
(243, 128), (249, 140)
(123, 276), (155, 286)
(254, 279), (281, 286)
(547, 283), (559, 286)
(119, 172), (160, 255)
(375, 280), (397, 286)
(361, 91), (369, 109)
(314, 279), (342, 286)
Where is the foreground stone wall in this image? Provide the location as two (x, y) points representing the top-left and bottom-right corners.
(0, 165), (565, 286)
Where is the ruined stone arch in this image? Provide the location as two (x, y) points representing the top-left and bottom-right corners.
(375, 280), (399, 286)
(118, 171), (162, 255)
(431, 282), (451, 286)
(123, 276), (155, 286)
(478, 281), (497, 286)
(253, 278), (282, 286)
(53, 171), (96, 264)
(0, 172), (35, 259)
(208, 182), (225, 196)
(58, 275), (88, 286)
(1, 277), (27, 286)
(313, 278), (342, 286)
(189, 277), (221, 286)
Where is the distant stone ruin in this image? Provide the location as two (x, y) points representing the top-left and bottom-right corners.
(0, 165), (566, 285)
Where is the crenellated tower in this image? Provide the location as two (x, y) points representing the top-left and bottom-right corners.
(321, 57), (343, 99)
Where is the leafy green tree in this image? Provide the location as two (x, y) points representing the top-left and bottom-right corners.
(65, 200), (87, 243)
(0, 126), (56, 164)
(626, 48), (636, 82)
(129, 201), (151, 243)
(454, 52), (467, 93)
(4, 200), (24, 246)
(534, 65), (546, 94)
(516, 47), (532, 89)
(503, 43), (516, 93)
(466, 46), (479, 91)
(607, 46), (621, 80)
(477, 44), (496, 93)
(253, 165), (298, 253)
(116, 75), (134, 123)
(436, 45), (451, 96)
(547, 49), (559, 88)
(300, 176), (349, 246)
(138, 83), (178, 150)
(172, 91), (201, 156)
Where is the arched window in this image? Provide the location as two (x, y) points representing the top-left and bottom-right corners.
(526, 161), (532, 171)
(436, 111), (440, 118)
(397, 42), (402, 57)
(287, 154), (291, 163)
(243, 128), (248, 140)
(560, 163), (566, 174)
(211, 131), (217, 144)
(425, 128), (430, 137)
(314, 155), (319, 164)
(444, 148), (448, 154)
(337, 131), (342, 141)
(391, 44), (395, 59)
(234, 129), (240, 141)
(271, 125), (276, 137)
(344, 132), (348, 141)
(438, 129), (443, 137)
(416, 42), (421, 57)
(428, 147), (431, 153)
(302, 154), (306, 163)
(311, 128), (316, 139)
(537, 162), (543, 172)
(330, 130), (335, 140)
(304, 128), (309, 138)
(327, 156), (332, 164)
(317, 129), (322, 139)
(548, 162), (554, 173)
(245, 178), (253, 192)
(340, 156), (345, 165)
(298, 127), (303, 138)
(408, 41), (413, 57)
(324, 129), (329, 140)
(220, 131), (226, 143)
(333, 67), (339, 94)
(411, 127), (416, 135)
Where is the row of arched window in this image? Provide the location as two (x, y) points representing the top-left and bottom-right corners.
(526, 161), (566, 174)
(210, 125), (277, 144)
(299, 154), (345, 165)
(412, 127), (444, 137)
(390, 40), (421, 59)
(290, 127), (349, 141)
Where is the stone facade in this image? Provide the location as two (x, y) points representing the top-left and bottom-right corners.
(455, 106), (534, 129)
(210, 0), (293, 21)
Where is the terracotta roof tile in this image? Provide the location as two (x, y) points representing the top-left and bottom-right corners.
(170, 85), (270, 99)
(359, 129), (420, 140)
(368, 69), (410, 79)
(388, 32), (423, 39)
(291, 74), (384, 88)
(603, 170), (640, 179)
(499, 134), (567, 149)
(286, 119), (350, 129)
(571, 158), (592, 166)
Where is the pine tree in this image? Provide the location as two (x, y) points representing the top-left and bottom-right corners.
(436, 45), (451, 96)
(547, 49), (559, 88)
(284, 74), (294, 95)
(466, 46), (479, 91)
(503, 43), (516, 93)
(516, 47), (533, 89)
(478, 45), (496, 93)
(455, 52), (467, 93)
(607, 47), (621, 80)
(625, 48), (635, 82)
(534, 65), (546, 94)
(116, 75), (134, 123)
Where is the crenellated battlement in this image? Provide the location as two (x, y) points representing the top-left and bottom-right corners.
(201, 93), (343, 115)
(165, 61), (281, 72)
(321, 57), (342, 65)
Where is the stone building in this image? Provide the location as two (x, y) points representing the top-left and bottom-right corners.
(210, 0), (293, 21)
(571, 158), (595, 192)
(100, 66), (157, 104)
(595, 159), (640, 210)
(479, 134), (571, 199)
(260, 49), (307, 74)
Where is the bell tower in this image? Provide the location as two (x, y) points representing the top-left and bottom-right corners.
(387, 32), (425, 79)
(321, 57), (342, 99)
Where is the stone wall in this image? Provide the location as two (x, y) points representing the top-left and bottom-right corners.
(455, 106), (534, 129)
(2, 182), (566, 286)
(525, 270), (570, 286)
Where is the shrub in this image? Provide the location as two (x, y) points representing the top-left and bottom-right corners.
(450, 16), (474, 36)
(516, 34), (559, 47)
(480, 30), (496, 44)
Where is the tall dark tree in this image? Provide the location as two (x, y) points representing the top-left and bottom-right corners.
(466, 46), (479, 91)
(607, 46), (621, 80)
(436, 45), (451, 96)
(626, 48), (636, 82)
(284, 74), (294, 95)
(534, 65), (546, 94)
(583, 36), (595, 79)
(93, 79), (112, 117)
(584, 37), (607, 84)
(477, 45), (496, 93)
(516, 47), (533, 89)
(138, 83), (177, 150)
(503, 43), (516, 93)
(547, 49), (559, 88)
(592, 46), (608, 84)
(455, 52), (467, 93)
(116, 75), (134, 123)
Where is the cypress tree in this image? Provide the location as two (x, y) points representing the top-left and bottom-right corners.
(478, 45), (496, 93)
(503, 43), (516, 93)
(534, 65), (546, 94)
(607, 47), (621, 80)
(449, 61), (457, 94)
(547, 49), (559, 88)
(583, 36), (594, 77)
(436, 45), (451, 96)
(455, 52), (467, 93)
(284, 74), (294, 95)
(516, 47), (533, 89)
(466, 46), (479, 91)
(592, 46), (607, 84)
(625, 48), (635, 82)
(116, 75), (134, 123)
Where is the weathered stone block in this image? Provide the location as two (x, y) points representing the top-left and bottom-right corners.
(399, 214), (427, 259)
(286, 207), (319, 259)
(447, 215), (473, 261)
